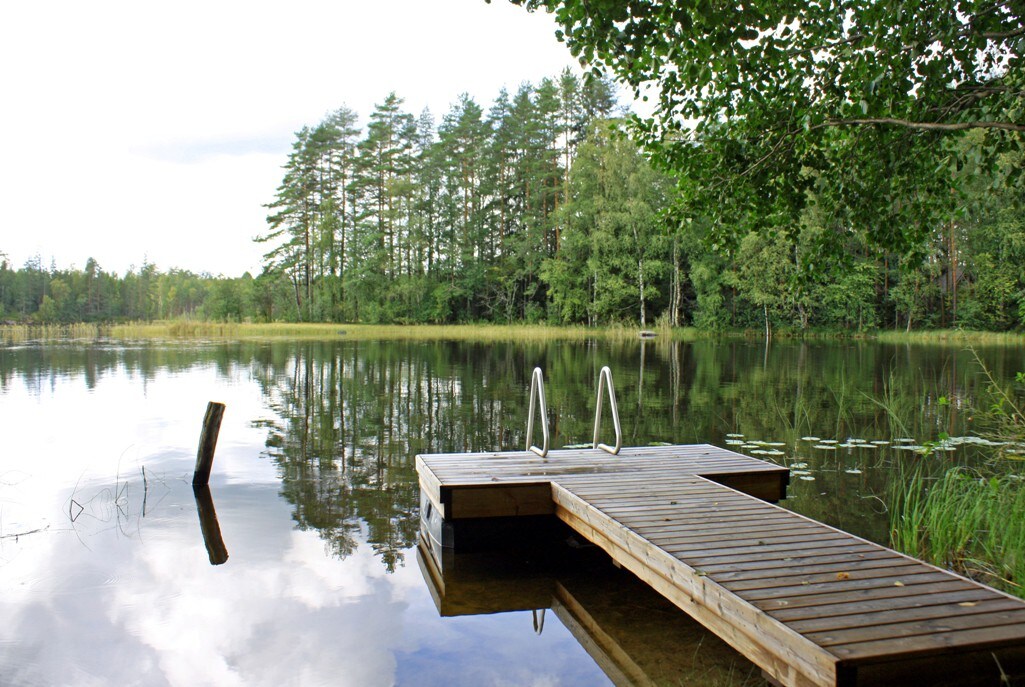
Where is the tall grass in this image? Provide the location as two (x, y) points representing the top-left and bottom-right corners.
(0, 323), (104, 344)
(3, 321), (1023, 345)
(891, 465), (1025, 596)
(1, 321), (688, 343)
(874, 329), (1025, 346)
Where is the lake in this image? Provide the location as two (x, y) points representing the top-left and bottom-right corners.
(1, 337), (1022, 686)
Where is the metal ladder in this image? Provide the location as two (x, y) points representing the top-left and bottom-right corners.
(525, 366), (621, 458)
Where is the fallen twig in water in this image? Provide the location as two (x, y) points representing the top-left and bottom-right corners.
(1, 525), (51, 540)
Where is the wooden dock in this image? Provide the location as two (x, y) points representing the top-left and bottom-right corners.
(416, 445), (1025, 687)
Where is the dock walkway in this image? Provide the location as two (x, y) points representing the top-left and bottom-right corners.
(416, 445), (1025, 687)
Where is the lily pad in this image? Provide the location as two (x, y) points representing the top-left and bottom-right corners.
(798, 475), (816, 481)
(801, 436), (821, 442)
(813, 444), (837, 451)
(845, 468), (863, 474)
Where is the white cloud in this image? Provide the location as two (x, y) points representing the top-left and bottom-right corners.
(0, 0), (579, 277)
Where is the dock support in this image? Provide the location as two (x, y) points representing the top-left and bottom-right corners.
(192, 401), (225, 487)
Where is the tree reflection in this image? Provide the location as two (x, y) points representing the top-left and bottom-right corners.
(246, 338), (1017, 569)
(4, 337), (1018, 570)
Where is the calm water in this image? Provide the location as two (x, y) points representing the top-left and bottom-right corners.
(1, 338), (1023, 686)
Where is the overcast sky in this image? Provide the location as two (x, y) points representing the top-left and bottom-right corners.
(0, 0), (582, 277)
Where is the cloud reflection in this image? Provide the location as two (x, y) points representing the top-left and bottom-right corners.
(2, 480), (607, 687)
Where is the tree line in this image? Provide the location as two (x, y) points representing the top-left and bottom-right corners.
(3, 71), (1024, 332)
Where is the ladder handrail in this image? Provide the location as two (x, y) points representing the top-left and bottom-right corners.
(592, 366), (622, 455)
(526, 367), (549, 457)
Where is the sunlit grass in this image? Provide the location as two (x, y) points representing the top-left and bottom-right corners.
(2, 321), (1021, 345)
(875, 329), (1025, 346)
(1, 321), (701, 343)
(0, 323), (104, 343)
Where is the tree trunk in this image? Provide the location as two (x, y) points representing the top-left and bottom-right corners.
(639, 258), (646, 328)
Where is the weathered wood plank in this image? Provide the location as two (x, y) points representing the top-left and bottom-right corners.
(721, 560), (926, 592)
(768, 588), (1002, 623)
(710, 553), (912, 583)
(737, 571), (954, 602)
(446, 483), (553, 519)
(787, 598), (1025, 634)
(830, 623), (1025, 664)
(809, 608), (1025, 647)
(417, 444), (1025, 686)
(552, 483), (838, 687)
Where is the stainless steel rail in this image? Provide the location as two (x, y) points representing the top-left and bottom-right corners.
(526, 367), (549, 457)
(592, 366), (622, 455)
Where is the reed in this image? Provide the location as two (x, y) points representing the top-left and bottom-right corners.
(3, 320), (1023, 345)
(104, 321), (649, 342)
(891, 465), (1025, 597)
(0, 323), (104, 343)
(874, 329), (1025, 346)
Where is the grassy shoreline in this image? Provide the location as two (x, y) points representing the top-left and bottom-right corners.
(2, 321), (1024, 344)
(0, 320), (699, 343)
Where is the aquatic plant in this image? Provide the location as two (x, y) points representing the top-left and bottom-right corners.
(891, 466), (1025, 597)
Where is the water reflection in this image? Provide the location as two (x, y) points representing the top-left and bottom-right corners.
(2, 338), (1023, 685)
(193, 485), (228, 565)
(417, 532), (763, 686)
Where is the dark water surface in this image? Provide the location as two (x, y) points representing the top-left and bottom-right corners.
(1, 338), (1023, 686)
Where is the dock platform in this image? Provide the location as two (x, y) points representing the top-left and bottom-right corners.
(416, 445), (1025, 687)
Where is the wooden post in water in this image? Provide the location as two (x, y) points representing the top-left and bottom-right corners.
(193, 401), (225, 487)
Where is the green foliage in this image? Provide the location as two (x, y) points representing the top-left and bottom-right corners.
(892, 467), (1025, 597)
(543, 120), (673, 325)
(510, 0), (1025, 260)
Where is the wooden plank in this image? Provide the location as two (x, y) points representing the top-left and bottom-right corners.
(640, 520), (820, 542)
(710, 553), (913, 583)
(754, 580), (979, 613)
(447, 483), (553, 519)
(808, 607), (1025, 647)
(686, 543), (884, 568)
(415, 456), (446, 518)
(830, 623), (1025, 664)
(786, 598), (1025, 634)
(768, 588), (1002, 623)
(665, 535), (860, 560)
(552, 484), (837, 687)
(418, 444), (1025, 686)
(655, 530), (851, 553)
(736, 571), (954, 602)
(721, 560), (926, 592)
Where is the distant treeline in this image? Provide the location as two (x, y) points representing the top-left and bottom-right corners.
(3, 72), (1024, 332)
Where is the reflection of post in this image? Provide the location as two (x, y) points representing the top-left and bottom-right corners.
(193, 485), (229, 565)
(193, 401), (225, 486)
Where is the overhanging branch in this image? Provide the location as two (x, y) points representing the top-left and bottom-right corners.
(824, 117), (1025, 132)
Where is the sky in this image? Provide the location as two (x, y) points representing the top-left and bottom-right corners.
(0, 0), (583, 278)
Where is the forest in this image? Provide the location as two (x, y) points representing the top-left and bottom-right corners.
(2, 70), (1023, 333)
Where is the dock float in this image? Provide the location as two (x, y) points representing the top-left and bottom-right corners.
(416, 444), (1025, 686)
